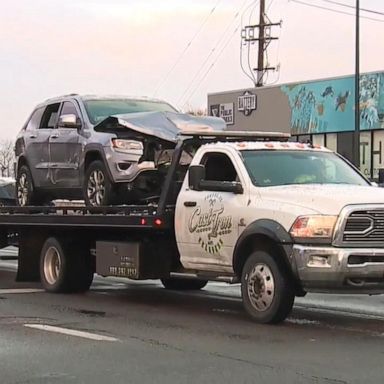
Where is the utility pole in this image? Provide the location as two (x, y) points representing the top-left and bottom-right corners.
(241, 0), (281, 87)
(256, 0), (266, 86)
(353, 0), (360, 168)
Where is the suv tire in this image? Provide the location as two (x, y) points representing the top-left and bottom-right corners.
(84, 160), (114, 206)
(16, 165), (38, 206)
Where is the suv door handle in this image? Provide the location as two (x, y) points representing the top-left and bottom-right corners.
(29, 134), (37, 139)
(50, 134), (59, 139)
(184, 201), (197, 207)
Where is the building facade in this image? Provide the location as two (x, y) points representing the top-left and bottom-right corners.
(208, 71), (384, 180)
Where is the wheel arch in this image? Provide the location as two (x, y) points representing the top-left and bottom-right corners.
(233, 219), (304, 295)
(16, 156), (29, 174)
(82, 147), (113, 184)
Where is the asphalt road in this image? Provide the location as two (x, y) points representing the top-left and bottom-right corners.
(1, 248), (384, 384)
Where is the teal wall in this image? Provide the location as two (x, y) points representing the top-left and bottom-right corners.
(281, 71), (384, 135)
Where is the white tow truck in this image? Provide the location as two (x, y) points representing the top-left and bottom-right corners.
(1, 131), (384, 324)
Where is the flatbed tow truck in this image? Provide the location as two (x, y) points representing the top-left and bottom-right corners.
(2, 131), (384, 324)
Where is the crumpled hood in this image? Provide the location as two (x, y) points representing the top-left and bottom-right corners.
(259, 184), (384, 215)
(94, 111), (226, 143)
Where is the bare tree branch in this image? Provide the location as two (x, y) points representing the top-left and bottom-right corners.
(0, 140), (15, 178)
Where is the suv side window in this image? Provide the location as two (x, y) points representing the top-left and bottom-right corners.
(25, 107), (44, 131)
(40, 103), (61, 129)
(201, 152), (238, 182)
(60, 101), (80, 119)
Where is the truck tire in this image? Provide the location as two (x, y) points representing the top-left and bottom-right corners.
(161, 278), (208, 290)
(241, 250), (294, 324)
(16, 165), (38, 206)
(40, 237), (94, 293)
(84, 160), (114, 206)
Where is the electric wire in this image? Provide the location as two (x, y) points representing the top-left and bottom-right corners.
(183, 25), (241, 106)
(153, 0), (222, 97)
(178, 0), (250, 106)
(290, 0), (384, 23)
(240, 1), (260, 86)
(320, 0), (384, 17)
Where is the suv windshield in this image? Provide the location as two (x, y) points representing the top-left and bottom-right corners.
(241, 150), (369, 187)
(84, 99), (178, 124)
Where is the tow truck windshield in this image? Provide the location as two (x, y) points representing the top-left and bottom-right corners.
(241, 150), (369, 187)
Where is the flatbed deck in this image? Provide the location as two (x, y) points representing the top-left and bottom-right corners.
(0, 205), (174, 229)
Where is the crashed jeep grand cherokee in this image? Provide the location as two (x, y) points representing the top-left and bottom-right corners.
(15, 94), (225, 206)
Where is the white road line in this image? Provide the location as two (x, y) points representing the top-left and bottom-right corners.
(0, 288), (44, 294)
(24, 324), (118, 342)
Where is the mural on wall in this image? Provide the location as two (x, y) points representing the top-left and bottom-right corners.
(281, 72), (384, 135)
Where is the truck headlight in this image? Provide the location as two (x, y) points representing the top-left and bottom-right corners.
(290, 215), (337, 241)
(111, 139), (143, 154)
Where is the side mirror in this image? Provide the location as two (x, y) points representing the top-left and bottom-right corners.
(58, 114), (81, 129)
(188, 165), (205, 190)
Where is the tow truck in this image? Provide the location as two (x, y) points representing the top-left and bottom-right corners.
(2, 130), (384, 324)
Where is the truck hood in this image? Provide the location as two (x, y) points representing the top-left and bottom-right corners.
(94, 111), (226, 143)
(259, 184), (384, 215)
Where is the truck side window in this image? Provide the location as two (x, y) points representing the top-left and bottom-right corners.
(40, 103), (61, 129)
(201, 152), (238, 182)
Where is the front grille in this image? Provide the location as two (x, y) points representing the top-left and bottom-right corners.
(343, 210), (384, 243)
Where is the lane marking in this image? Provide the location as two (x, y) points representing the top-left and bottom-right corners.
(0, 288), (44, 294)
(24, 324), (118, 342)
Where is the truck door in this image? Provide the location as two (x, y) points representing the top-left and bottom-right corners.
(176, 151), (248, 273)
(49, 101), (82, 188)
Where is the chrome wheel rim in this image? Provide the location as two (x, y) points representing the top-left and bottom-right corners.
(17, 173), (29, 206)
(44, 246), (62, 285)
(87, 170), (105, 206)
(247, 263), (275, 312)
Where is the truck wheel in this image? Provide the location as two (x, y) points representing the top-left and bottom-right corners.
(241, 250), (294, 324)
(40, 237), (94, 293)
(16, 165), (38, 206)
(84, 160), (114, 206)
(161, 278), (208, 290)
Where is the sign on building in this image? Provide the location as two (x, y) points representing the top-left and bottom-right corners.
(238, 91), (257, 116)
(209, 103), (234, 125)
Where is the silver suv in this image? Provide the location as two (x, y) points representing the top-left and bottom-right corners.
(15, 94), (225, 206)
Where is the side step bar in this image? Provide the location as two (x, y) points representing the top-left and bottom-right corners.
(170, 272), (239, 284)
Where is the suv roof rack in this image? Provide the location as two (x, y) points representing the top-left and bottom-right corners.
(44, 93), (79, 102)
(178, 130), (290, 141)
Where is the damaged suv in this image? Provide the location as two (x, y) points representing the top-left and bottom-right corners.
(15, 95), (225, 206)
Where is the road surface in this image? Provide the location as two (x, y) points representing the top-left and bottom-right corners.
(1, 248), (384, 384)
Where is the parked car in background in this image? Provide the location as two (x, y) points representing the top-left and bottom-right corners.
(15, 94), (226, 206)
(0, 178), (16, 206)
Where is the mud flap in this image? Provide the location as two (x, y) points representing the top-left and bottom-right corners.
(16, 230), (44, 282)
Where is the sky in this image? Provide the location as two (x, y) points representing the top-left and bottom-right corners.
(0, 0), (383, 140)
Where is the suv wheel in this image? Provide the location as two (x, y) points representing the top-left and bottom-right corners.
(84, 160), (114, 206)
(16, 165), (37, 206)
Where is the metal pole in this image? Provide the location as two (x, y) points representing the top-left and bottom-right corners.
(354, 0), (360, 168)
(257, 0), (265, 87)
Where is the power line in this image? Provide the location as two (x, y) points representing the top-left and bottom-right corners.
(290, 0), (384, 23)
(240, 1), (260, 86)
(183, 26), (241, 105)
(320, 0), (384, 17)
(153, 0), (222, 97)
(178, 0), (250, 105)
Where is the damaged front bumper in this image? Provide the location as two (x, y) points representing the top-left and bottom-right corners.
(292, 244), (384, 293)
